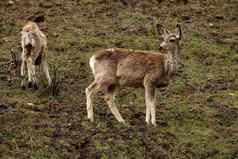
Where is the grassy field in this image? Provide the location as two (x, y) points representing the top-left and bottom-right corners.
(0, 0), (238, 158)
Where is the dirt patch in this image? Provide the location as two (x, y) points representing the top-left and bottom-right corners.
(0, 0), (237, 158)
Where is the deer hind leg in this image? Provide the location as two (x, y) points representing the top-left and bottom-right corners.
(26, 58), (33, 88)
(26, 57), (38, 89)
(150, 90), (157, 126)
(30, 64), (38, 89)
(42, 60), (51, 86)
(85, 81), (99, 122)
(144, 77), (156, 126)
(104, 85), (125, 124)
(21, 59), (27, 89)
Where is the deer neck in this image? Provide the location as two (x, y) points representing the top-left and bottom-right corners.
(164, 46), (179, 76)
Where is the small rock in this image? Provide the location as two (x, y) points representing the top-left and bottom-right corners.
(8, 0), (14, 5)
(215, 15), (224, 20)
(52, 32), (59, 37)
(3, 37), (10, 42)
(229, 93), (235, 97)
(27, 102), (34, 106)
(208, 23), (214, 27)
(39, 2), (53, 8)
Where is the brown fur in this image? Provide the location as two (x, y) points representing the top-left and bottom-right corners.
(86, 24), (182, 125)
(94, 48), (167, 88)
(20, 22), (51, 88)
(22, 21), (40, 32)
(22, 22), (48, 64)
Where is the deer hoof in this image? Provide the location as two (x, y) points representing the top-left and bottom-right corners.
(33, 84), (38, 90)
(28, 82), (33, 88)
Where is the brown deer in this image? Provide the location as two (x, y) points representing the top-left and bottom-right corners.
(86, 24), (182, 126)
(20, 21), (51, 89)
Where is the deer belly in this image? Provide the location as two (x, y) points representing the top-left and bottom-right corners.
(117, 69), (145, 87)
(155, 76), (169, 88)
(156, 81), (169, 88)
(117, 59), (147, 87)
(118, 76), (144, 87)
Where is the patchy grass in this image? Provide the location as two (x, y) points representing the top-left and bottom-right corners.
(0, 0), (237, 159)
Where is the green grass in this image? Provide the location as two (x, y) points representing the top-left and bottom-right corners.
(184, 32), (236, 62)
(0, 1), (237, 159)
(31, 150), (63, 159)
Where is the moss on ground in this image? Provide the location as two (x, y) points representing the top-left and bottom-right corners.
(0, 0), (237, 159)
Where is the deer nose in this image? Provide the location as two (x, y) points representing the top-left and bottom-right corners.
(159, 46), (164, 51)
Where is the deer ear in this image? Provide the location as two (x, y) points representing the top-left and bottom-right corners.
(156, 24), (170, 38)
(175, 24), (182, 40)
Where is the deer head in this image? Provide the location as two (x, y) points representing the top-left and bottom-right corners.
(157, 24), (182, 54)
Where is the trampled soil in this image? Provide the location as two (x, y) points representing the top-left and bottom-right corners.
(0, 0), (238, 158)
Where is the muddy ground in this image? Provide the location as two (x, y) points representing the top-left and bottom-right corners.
(0, 0), (238, 158)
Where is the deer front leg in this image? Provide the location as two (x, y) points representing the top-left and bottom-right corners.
(150, 88), (157, 126)
(30, 63), (38, 89)
(85, 81), (98, 122)
(104, 85), (125, 124)
(26, 58), (33, 88)
(26, 57), (38, 89)
(144, 77), (156, 126)
(145, 94), (151, 125)
(42, 60), (51, 86)
(20, 59), (26, 89)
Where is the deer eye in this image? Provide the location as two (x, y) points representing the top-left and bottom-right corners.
(169, 39), (176, 42)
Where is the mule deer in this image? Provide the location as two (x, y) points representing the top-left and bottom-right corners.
(20, 21), (51, 89)
(86, 24), (182, 126)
